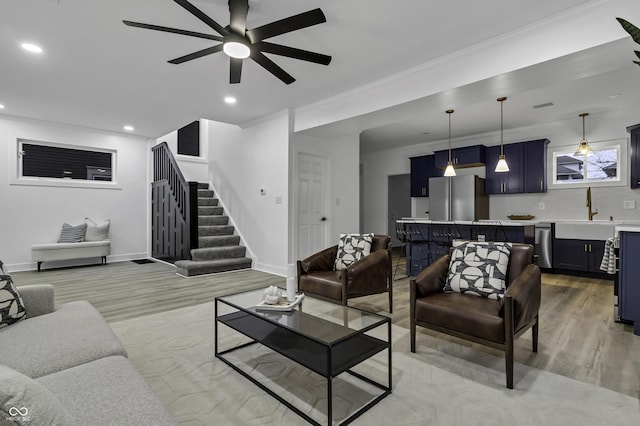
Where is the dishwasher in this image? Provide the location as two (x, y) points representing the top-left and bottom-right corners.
(534, 222), (553, 269)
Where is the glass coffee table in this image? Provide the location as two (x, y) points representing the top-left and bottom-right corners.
(215, 288), (391, 425)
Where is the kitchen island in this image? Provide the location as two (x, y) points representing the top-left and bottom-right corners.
(397, 218), (535, 276)
(614, 225), (640, 336)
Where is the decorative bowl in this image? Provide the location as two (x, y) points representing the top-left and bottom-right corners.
(507, 215), (535, 220)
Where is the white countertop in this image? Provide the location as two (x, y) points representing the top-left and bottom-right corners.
(397, 218), (534, 227)
(614, 225), (640, 235)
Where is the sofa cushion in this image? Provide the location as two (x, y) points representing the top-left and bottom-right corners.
(334, 233), (373, 271)
(415, 293), (505, 343)
(444, 241), (512, 300)
(0, 301), (126, 378)
(0, 274), (26, 329)
(57, 222), (87, 243)
(85, 219), (110, 241)
(299, 271), (343, 301)
(38, 356), (176, 426)
(0, 364), (74, 426)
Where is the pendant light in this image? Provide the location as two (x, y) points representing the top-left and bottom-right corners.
(574, 113), (594, 156)
(444, 109), (456, 177)
(495, 97), (510, 172)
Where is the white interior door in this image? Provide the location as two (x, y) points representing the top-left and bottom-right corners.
(297, 153), (328, 260)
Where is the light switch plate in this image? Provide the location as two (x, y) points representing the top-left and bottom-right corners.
(538, 202), (546, 210)
(623, 200), (635, 210)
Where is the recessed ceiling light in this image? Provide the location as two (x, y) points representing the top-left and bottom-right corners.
(21, 43), (43, 54)
(0, 104), (5, 109)
(123, 125), (134, 132)
(224, 96), (237, 104)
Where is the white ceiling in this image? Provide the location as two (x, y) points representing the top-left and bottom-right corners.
(1, 0), (638, 150)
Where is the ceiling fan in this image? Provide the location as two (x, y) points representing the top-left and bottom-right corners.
(123, 0), (332, 84)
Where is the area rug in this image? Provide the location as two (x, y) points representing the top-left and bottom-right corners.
(110, 302), (640, 425)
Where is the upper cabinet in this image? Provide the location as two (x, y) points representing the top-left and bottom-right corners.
(485, 139), (549, 195)
(410, 154), (439, 197)
(627, 124), (640, 189)
(434, 145), (486, 169)
(485, 143), (524, 194)
(523, 139), (549, 193)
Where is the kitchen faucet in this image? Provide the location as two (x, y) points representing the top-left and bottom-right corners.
(586, 186), (598, 221)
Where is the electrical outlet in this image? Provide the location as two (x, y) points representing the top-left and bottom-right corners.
(538, 202), (546, 210)
(624, 200), (636, 210)
(477, 234), (486, 242)
(275, 196), (283, 205)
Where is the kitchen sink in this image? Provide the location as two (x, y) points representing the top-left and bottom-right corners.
(554, 220), (621, 240)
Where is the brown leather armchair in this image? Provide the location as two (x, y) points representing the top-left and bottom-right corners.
(410, 243), (541, 389)
(297, 235), (393, 312)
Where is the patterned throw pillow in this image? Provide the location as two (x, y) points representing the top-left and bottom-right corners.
(444, 241), (512, 299)
(0, 268), (26, 329)
(57, 222), (87, 243)
(334, 233), (374, 271)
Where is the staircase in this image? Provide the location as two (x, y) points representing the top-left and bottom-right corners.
(174, 183), (252, 276)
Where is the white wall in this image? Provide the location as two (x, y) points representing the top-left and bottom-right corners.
(0, 116), (151, 271)
(205, 112), (290, 276)
(290, 132), (360, 260)
(361, 106), (640, 234)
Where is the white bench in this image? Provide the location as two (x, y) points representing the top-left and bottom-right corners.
(31, 241), (111, 272)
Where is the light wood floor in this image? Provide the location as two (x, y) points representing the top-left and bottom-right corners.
(11, 258), (640, 399)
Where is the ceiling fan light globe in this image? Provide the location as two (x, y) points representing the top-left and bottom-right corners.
(223, 41), (250, 59)
(495, 155), (510, 172)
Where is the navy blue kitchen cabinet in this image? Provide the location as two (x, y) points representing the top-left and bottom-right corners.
(402, 221), (534, 276)
(553, 238), (605, 273)
(619, 231), (640, 335)
(523, 139), (549, 193)
(434, 145), (486, 168)
(410, 155), (439, 197)
(486, 139), (548, 194)
(485, 143), (524, 194)
(627, 124), (640, 189)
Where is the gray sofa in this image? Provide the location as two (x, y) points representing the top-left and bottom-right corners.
(0, 285), (176, 426)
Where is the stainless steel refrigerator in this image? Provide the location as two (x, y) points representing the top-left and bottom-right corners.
(428, 175), (489, 221)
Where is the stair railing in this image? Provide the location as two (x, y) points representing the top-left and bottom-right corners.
(151, 142), (198, 260)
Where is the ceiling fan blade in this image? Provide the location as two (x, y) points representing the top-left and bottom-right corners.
(173, 0), (229, 36)
(122, 20), (222, 41)
(228, 0), (249, 35)
(255, 41), (331, 65)
(168, 45), (223, 64)
(246, 8), (326, 42)
(251, 52), (295, 84)
(230, 58), (243, 84)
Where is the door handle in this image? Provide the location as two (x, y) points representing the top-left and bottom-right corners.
(320, 217), (327, 222)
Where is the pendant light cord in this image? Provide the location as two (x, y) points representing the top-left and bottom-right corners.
(449, 113), (452, 161)
(497, 97), (507, 156)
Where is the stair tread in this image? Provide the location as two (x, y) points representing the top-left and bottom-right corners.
(191, 246), (245, 253)
(174, 257), (252, 276)
(175, 257), (251, 266)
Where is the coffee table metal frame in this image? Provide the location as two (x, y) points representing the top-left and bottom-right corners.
(215, 289), (392, 425)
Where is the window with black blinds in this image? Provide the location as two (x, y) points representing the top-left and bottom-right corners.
(21, 142), (113, 181)
(177, 121), (200, 157)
